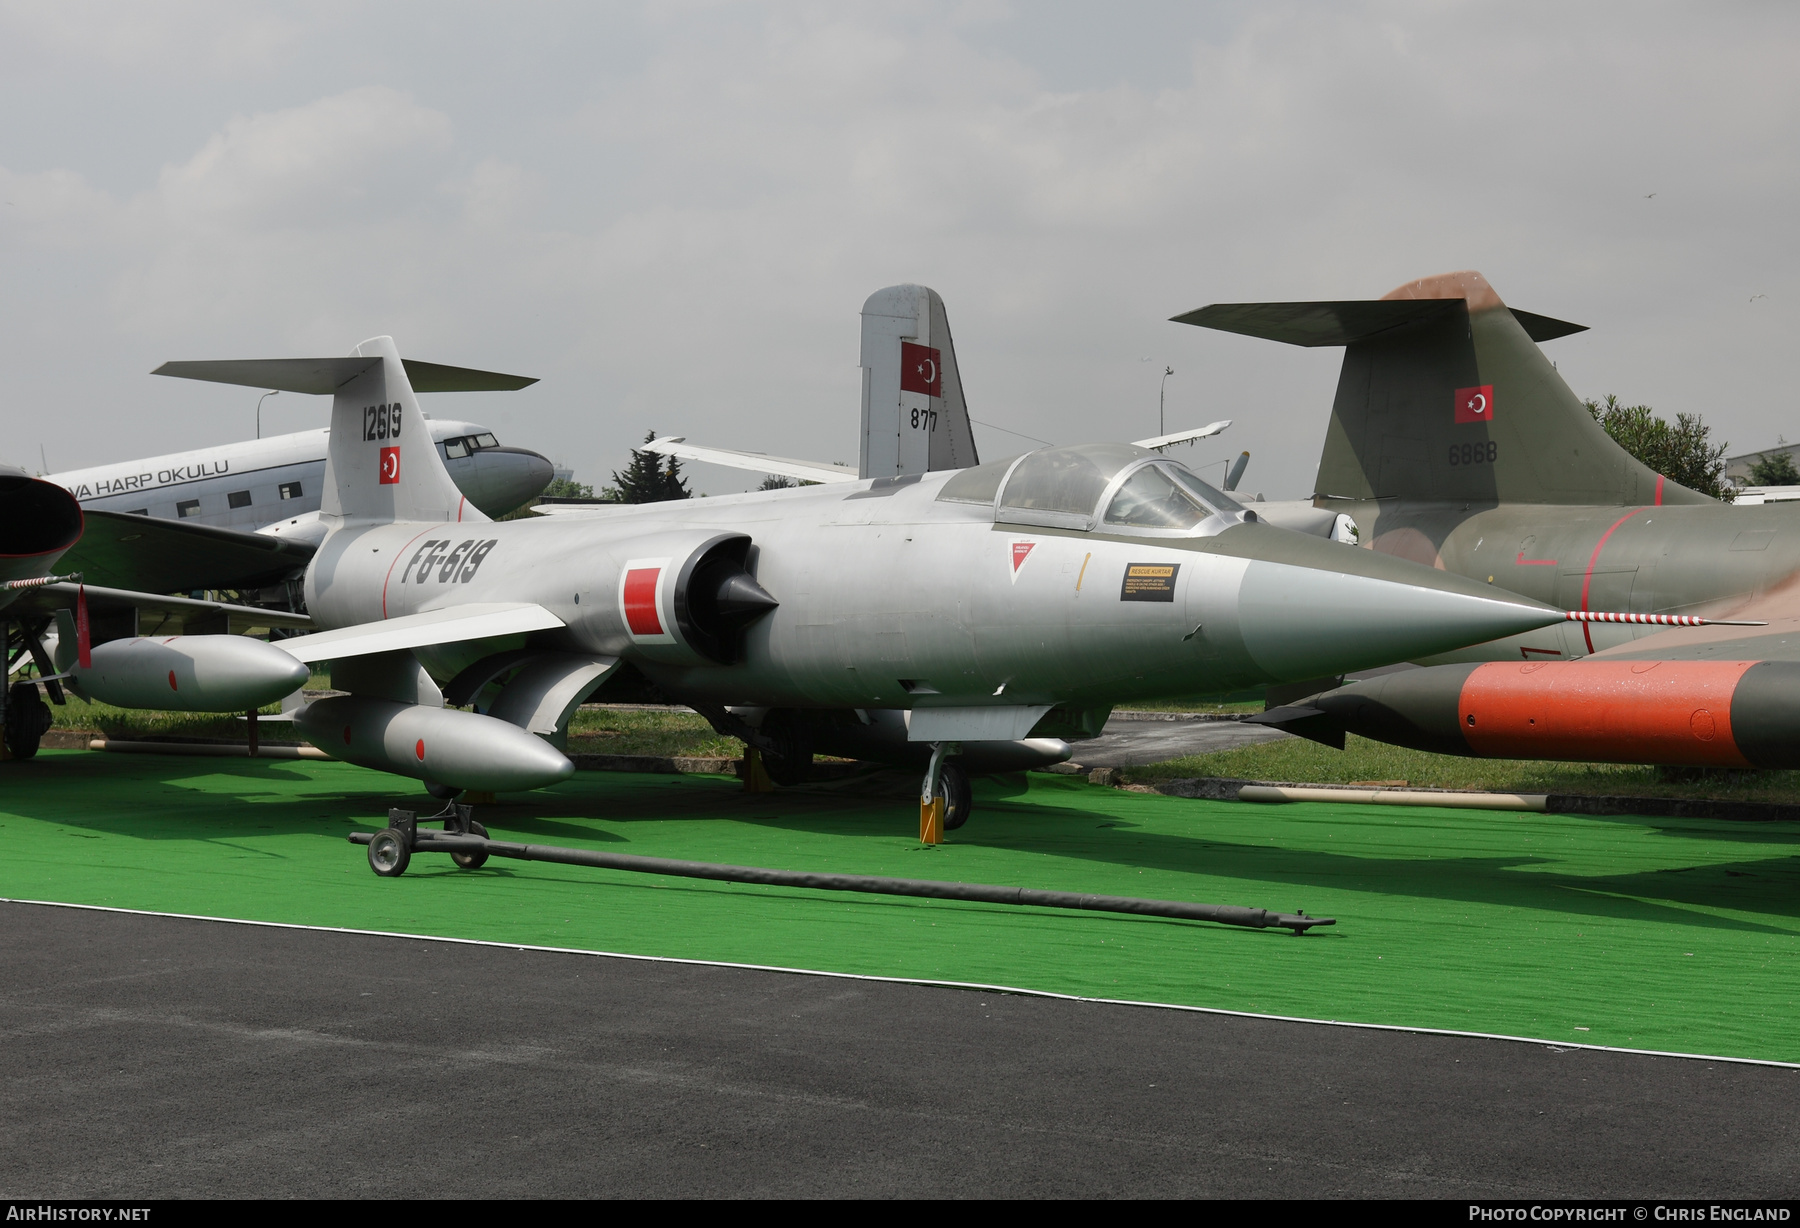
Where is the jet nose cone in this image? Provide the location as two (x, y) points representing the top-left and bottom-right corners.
(1236, 557), (1560, 681)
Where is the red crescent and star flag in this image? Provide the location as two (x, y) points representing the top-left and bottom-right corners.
(900, 342), (942, 398)
(1454, 385), (1495, 424)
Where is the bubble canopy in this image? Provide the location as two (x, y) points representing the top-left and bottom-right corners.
(937, 442), (1243, 532)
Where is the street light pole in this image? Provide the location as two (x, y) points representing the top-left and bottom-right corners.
(256, 390), (279, 440)
(1159, 367), (1173, 437)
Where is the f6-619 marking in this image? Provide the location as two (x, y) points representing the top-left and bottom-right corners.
(402, 538), (498, 584)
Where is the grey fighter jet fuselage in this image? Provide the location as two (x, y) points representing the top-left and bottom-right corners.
(128, 328), (1581, 831)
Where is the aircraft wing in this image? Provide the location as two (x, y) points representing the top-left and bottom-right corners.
(275, 603), (565, 663)
(642, 437), (858, 484)
(2, 582), (313, 634)
(62, 510), (316, 593)
(1133, 420), (1232, 450)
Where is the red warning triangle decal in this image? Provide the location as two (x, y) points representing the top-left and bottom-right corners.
(1011, 541), (1035, 581)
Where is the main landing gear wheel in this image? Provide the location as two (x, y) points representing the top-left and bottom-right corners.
(368, 829), (411, 877)
(758, 709), (814, 786)
(4, 681), (52, 760)
(451, 820), (490, 870)
(936, 762), (972, 831)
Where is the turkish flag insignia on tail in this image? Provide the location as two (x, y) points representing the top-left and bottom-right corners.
(1455, 385), (1495, 424)
(378, 446), (400, 484)
(900, 342), (942, 397)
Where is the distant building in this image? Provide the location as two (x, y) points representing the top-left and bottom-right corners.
(1724, 442), (1800, 487)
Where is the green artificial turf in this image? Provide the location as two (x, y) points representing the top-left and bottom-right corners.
(3, 750), (1797, 1062)
(1127, 732), (1800, 804)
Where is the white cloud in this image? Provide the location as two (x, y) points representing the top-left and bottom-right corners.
(154, 86), (453, 228)
(1, 2), (1796, 493)
(0, 0), (304, 76)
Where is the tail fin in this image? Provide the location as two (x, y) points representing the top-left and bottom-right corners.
(320, 337), (480, 525)
(153, 345), (535, 525)
(859, 285), (979, 479)
(1175, 270), (1710, 507)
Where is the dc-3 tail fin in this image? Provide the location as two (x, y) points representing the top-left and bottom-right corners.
(322, 336), (481, 525)
(859, 285), (979, 479)
(1174, 270), (1711, 508)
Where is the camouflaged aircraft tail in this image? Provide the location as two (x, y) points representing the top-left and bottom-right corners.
(1174, 270), (1713, 508)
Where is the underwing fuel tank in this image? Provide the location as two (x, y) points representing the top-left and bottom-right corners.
(296, 694), (575, 792)
(66, 635), (310, 713)
(1254, 659), (1800, 769)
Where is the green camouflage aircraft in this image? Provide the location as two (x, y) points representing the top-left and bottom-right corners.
(1176, 270), (1800, 768)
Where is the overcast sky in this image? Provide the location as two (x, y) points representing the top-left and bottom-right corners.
(3, 1), (1796, 498)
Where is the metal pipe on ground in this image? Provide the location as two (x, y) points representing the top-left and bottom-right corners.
(347, 830), (1334, 934)
(91, 739), (331, 760)
(1237, 783), (1548, 811)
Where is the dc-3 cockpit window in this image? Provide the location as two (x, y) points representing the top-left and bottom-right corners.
(442, 433), (500, 460)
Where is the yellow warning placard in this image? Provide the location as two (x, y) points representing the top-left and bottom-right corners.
(1120, 562), (1179, 602)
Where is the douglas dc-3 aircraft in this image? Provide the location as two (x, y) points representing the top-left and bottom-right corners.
(49, 414), (553, 547)
(1176, 269), (1800, 770)
(1, 362), (553, 756)
(66, 293), (1646, 868)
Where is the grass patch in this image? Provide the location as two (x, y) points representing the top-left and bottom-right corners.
(1124, 733), (1800, 803)
(1115, 698), (1262, 714)
(565, 707), (741, 758)
(48, 695), (279, 741)
(43, 693), (742, 759)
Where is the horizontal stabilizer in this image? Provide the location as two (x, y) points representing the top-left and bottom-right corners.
(1133, 420), (1231, 450)
(1171, 300), (1586, 346)
(63, 509), (316, 593)
(275, 602), (565, 664)
(643, 437), (858, 485)
(153, 357), (536, 394)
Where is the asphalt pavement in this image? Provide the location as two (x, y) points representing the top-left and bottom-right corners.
(1, 900), (1794, 1198)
